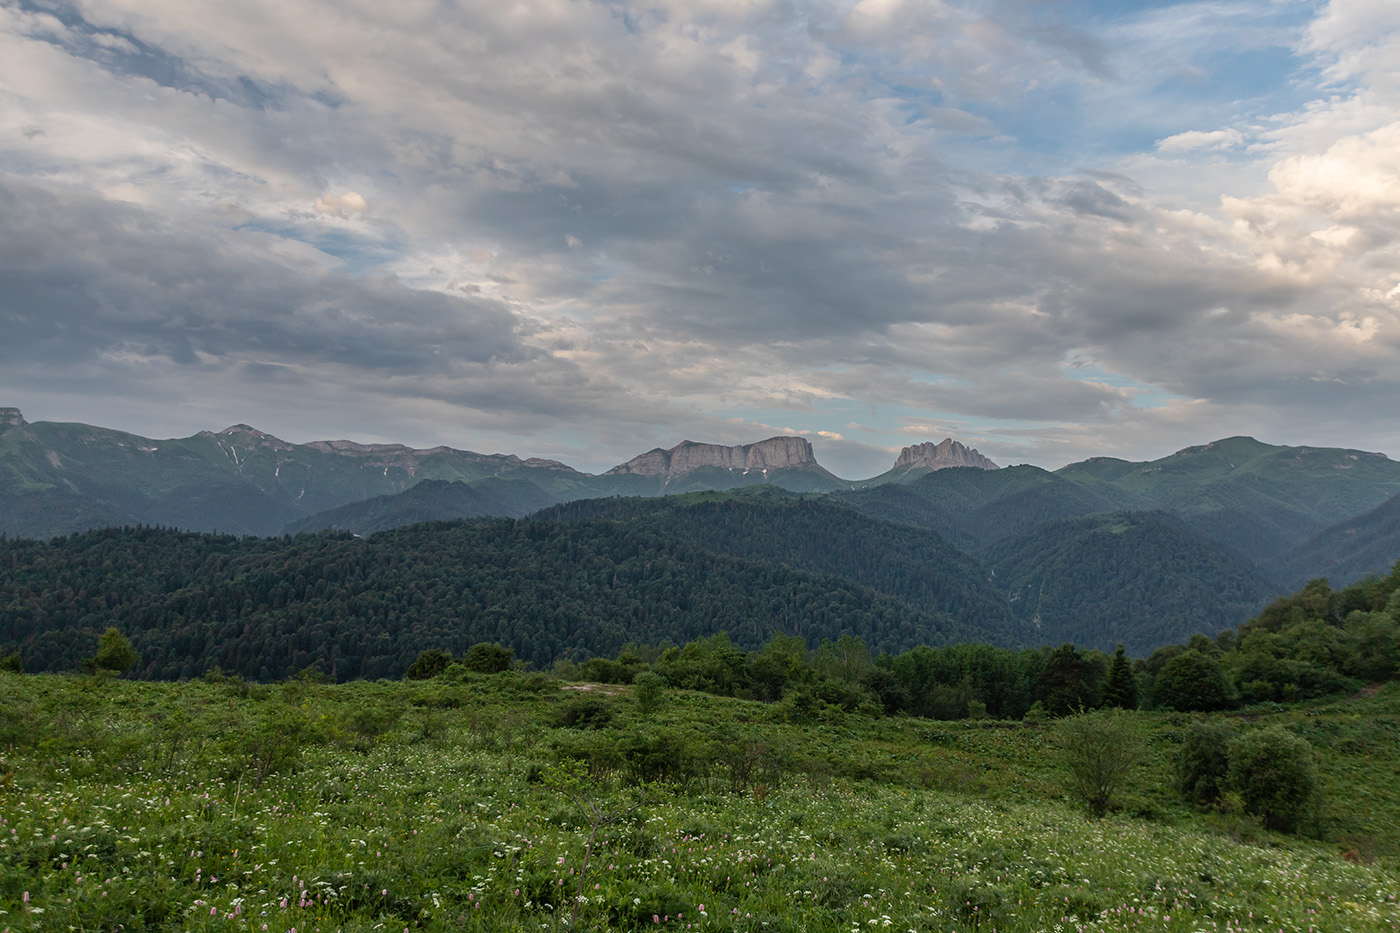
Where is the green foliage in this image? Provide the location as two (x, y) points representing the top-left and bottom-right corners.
(1227, 726), (1319, 833)
(1177, 720), (1235, 807)
(462, 642), (514, 673)
(1153, 649), (1236, 711)
(1037, 643), (1101, 717)
(83, 626), (140, 676)
(1101, 644), (1138, 709)
(556, 693), (616, 729)
(1055, 708), (1143, 817)
(0, 518), (991, 679)
(405, 648), (454, 680)
(632, 670), (665, 714)
(0, 649), (20, 673)
(986, 511), (1277, 655)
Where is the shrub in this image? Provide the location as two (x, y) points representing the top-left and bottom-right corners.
(1227, 725), (1318, 832)
(1056, 708), (1142, 818)
(632, 670), (665, 714)
(1177, 720), (1233, 806)
(462, 642), (514, 673)
(556, 694), (615, 729)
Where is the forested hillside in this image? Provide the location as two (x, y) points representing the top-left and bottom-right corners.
(834, 465), (1119, 550)
(984, 511), (1278, 655)
(1277, 492), (1400, 590)
(282, 477), (558, 533)
(537, 491), (1020, 642)
(0, 520), (981, 680)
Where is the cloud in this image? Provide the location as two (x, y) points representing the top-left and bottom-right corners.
(314, 191), (368, 217)
(1156, 128), (1245, 153)
(1, 0), (1399, 475)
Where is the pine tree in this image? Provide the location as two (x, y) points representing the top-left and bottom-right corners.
(1101, 644), (1138, 709)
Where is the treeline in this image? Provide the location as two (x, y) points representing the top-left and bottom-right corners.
(543, 633), (1119, 721)
(534, 560), (1400, 720)
(0, 521), (967, 680)
(1144, 561), (1400, 710)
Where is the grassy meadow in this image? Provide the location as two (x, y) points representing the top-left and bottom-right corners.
(1, 670), (1398, 932)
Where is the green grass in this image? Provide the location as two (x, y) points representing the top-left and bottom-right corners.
(2, 672), (1398, 932)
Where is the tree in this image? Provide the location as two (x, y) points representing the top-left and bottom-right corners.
(83, 627), (139, 676)
(1153, 650), (1236, 712)
(1038, 644), (1098, 717)
(1101, 644), (1138, 709)
(1056, 708), (1142, 818)
(1227, 726), (1318, 833)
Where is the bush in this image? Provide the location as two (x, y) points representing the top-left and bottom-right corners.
(405, 649), (454, 680)
(462, 642), (514, 673)
(1227, 726), (1318, 833)
(556, 694), (615, 729)
(1056, 708), (1142, 818)
(1177, 720), (1233, 807)
(633, 670), (665, 714)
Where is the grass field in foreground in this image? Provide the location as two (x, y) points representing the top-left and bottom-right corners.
(1, 671), (1397, 932)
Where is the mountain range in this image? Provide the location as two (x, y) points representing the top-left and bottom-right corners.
(0, 408), (994, 537)
(3, 405), (1400, 673)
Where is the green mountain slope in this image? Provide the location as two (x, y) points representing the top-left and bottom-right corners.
(1055, 437), (1400, 561)
(984, 511), (1278, 655)
(282, 477), (558, 534)
(0, 414), (588, 537)
(537, 490), (1022, 644)
(1276, 492), (1400, 589)
(834, 465), (1119, 550)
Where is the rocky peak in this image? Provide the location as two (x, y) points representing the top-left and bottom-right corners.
(606, 436), (817, 477)
(893, 438), (998, 472)
(0, 407), (25, 428)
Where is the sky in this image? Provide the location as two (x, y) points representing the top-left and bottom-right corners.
(2, 0), (1398, 479)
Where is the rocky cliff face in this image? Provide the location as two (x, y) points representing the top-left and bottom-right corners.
(893, 439), (998, 472)
(0, 407), (25, 428)
(606, 436), (818, 477)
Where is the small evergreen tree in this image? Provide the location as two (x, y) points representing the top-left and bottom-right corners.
(83, 627), (139, 676)
(1038, 644), (1098, 717)
(1101, 645), (1138, 709)
(633, 670), (665, 714)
